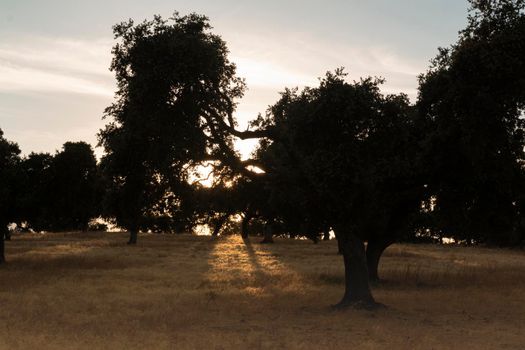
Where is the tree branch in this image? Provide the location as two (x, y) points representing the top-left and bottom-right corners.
(204, 106), (276, 140)
(200, 112), (266, 179)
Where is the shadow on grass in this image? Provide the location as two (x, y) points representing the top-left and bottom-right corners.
(242, 237), (274, 285)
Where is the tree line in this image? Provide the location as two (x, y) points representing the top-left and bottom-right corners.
(0, 138), (102, 259)
(1, 0), (525, 308)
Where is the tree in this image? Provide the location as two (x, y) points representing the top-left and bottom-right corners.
(418, 0), (525, 246)
(251, 70), (423, 307)
(15, 143), (100, 232)
(46, 142), (100, 231)
(98, 13), (247, 243)
(17, 152), (54, 232)
(0, 128), (21, 264)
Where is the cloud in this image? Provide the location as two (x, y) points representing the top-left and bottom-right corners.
(226, 30), (424, 101)
(0, 65), (113, 96)
(232, 56), (318, 89)
(0, 36), (114, 96)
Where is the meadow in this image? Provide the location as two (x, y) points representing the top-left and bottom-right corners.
(0, 232), (524, 349)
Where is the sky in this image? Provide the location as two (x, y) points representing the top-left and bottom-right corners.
(0, 0), (469, 159)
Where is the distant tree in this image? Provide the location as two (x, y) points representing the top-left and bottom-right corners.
(418, 0), (525, 246)
(17, 152), (54, 231)
(98, 13), (249, 243)
(0, 128), (21, 264)
(16, 143), (100, 232)
(46, 142), (100, 231)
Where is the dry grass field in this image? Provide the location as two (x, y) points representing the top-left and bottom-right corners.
(1, 232), (524, 349)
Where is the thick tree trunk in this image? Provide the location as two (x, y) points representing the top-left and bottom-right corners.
(127, 230), (138, 245)
(366, 239), (393, 282)
(260, 222), (274, 244)
(335, 232), (378, 309)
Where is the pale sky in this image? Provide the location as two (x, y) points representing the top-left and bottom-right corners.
(0, 0), (468, 159)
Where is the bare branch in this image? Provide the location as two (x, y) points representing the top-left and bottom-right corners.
(203, 106), (276, 140)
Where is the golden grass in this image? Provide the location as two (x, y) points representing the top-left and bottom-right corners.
(1, 232), (524, 349)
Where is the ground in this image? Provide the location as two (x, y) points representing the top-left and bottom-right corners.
(0, 232), (524, 349)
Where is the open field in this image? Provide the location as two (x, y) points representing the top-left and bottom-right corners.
(1, 232), (524, 349)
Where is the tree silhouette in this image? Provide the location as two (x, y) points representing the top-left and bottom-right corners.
(251, 70), (423, 306)
(98, 13), (248, 243)
(418, 0), (525, 245)
(17, 152), (54, 232)
(46, 142), (100, 231)
(0, 128), (21, 264)
(15, 143), (100, 232)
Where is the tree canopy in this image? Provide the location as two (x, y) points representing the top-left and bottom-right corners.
(13, 143), (100, 232)
(0, 128), (21, 264)
(98, 13), (248, 243)
(46, 142), (100, 231)
(418, 0), (525, 245)
(248, 70), (424, 305)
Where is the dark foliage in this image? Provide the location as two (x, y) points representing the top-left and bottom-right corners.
(0, 128), (21, 264)
(46, 142), (101, 231)
(16, 152), (54, 231)
(98, 13), (246, 243)
(418, 0), (525, 246)
(16, 143), (100, 232)
(251, 70), (424, 305)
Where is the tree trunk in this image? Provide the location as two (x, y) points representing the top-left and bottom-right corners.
(260, 222), (274, 244)
(241, 213), (252, 239)
(333, 230), (343, 254)
(212, 214), (229, 237)
(0, 233), (5, 264)
(0, 225), (6, 264)
(337, 238), (343, 254)
(366, 239), (392, 282)
(335, 232), (378, 309)
(127, 230), (138, 245)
